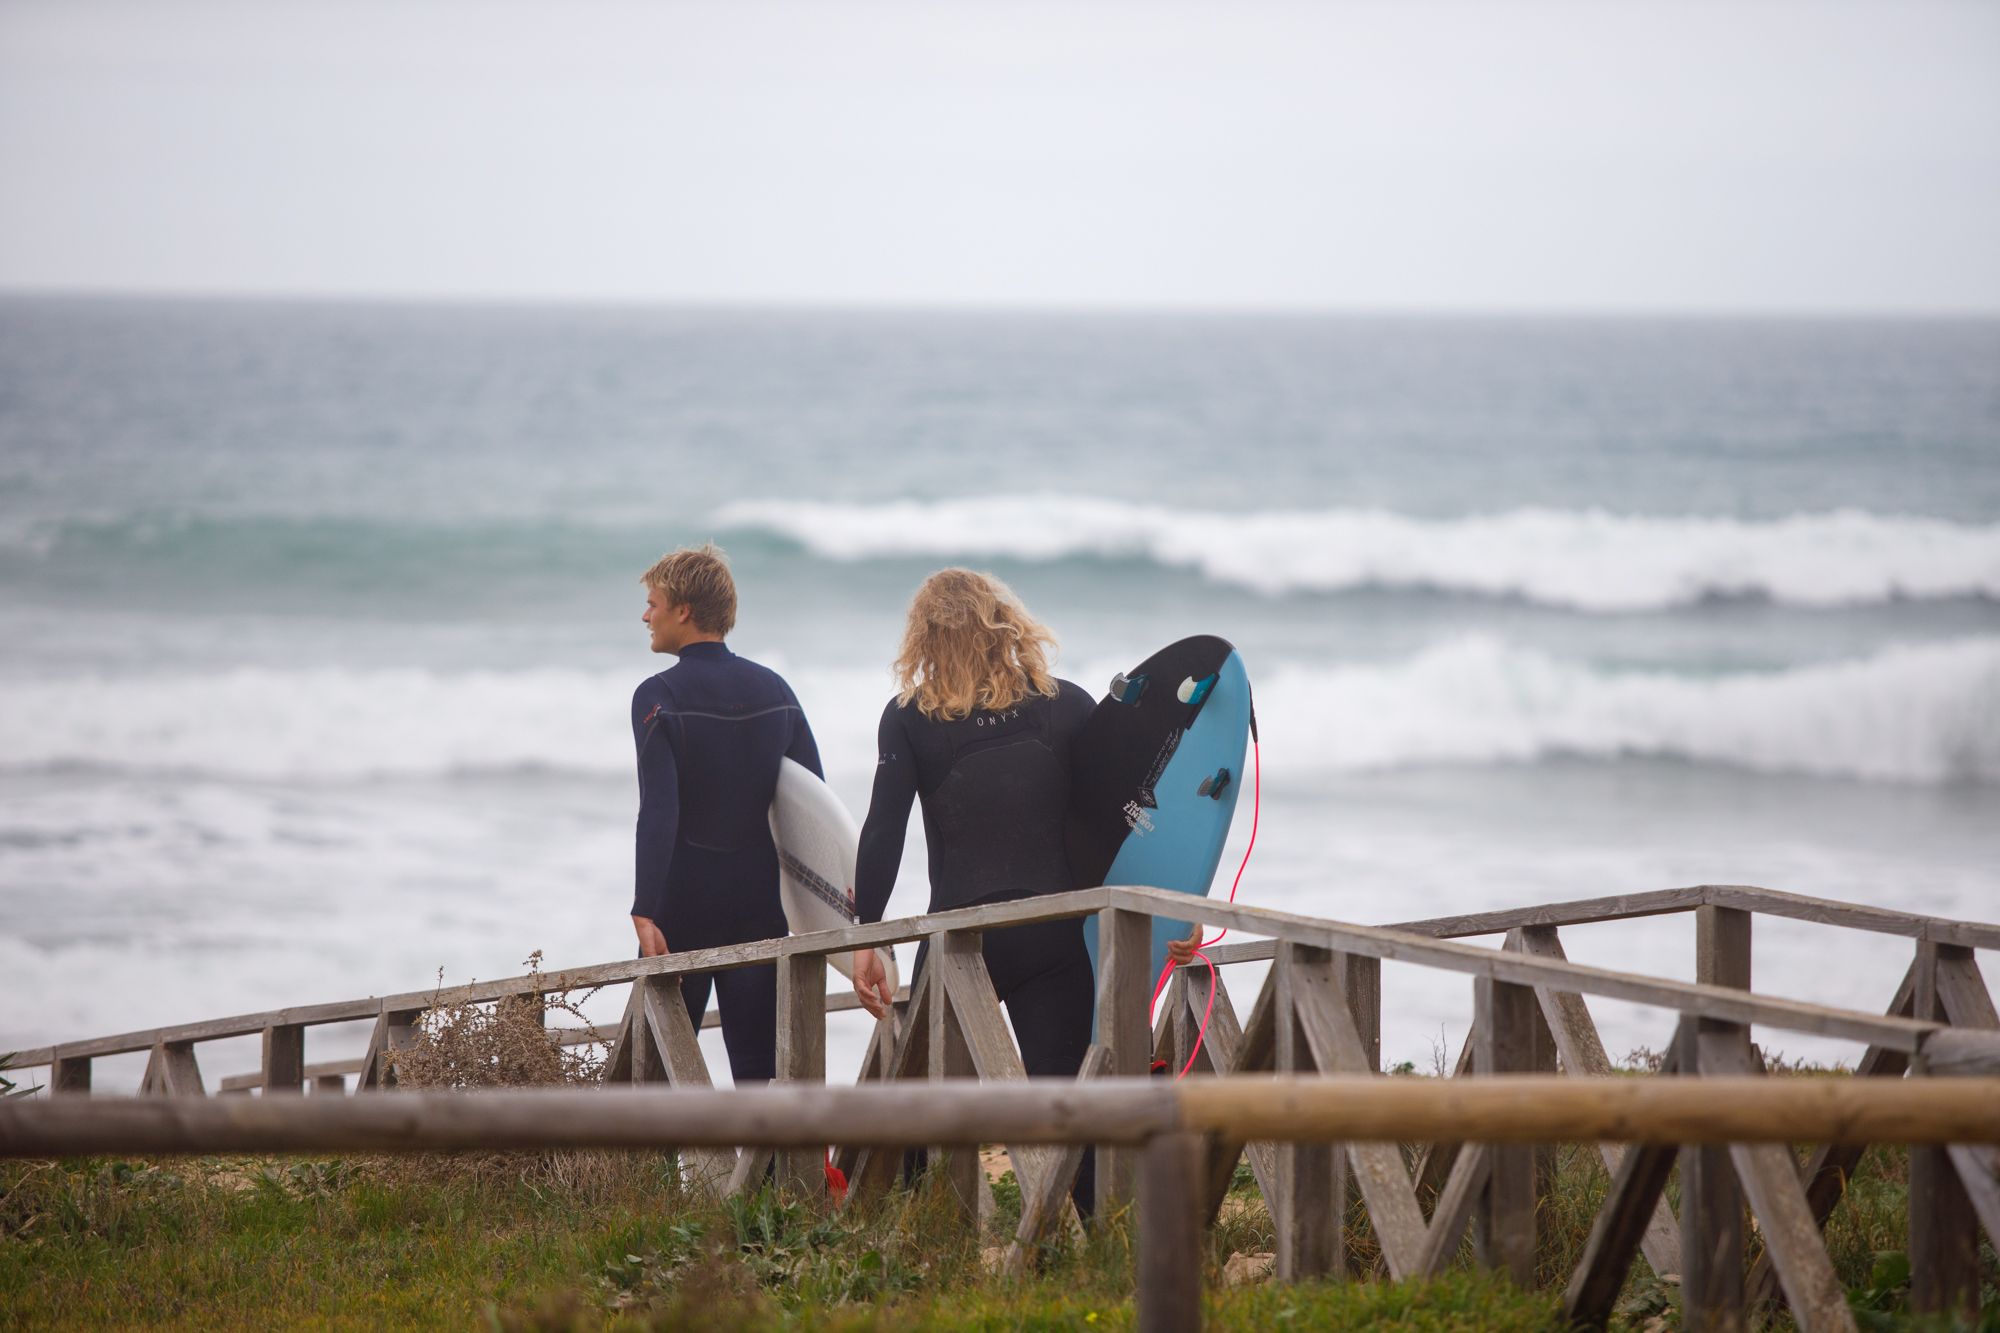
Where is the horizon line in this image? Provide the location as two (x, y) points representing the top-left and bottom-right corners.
(4, 282), (1999, 324)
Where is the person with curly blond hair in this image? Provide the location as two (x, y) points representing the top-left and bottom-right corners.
(849, 568), (1099, 1212)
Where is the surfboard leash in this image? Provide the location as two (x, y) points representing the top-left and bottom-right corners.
(1149, 717), (1260, 1080)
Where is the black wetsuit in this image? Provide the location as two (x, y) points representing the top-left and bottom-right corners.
(632, 640), (821, 1085)
(856, 680), (1098, 1212)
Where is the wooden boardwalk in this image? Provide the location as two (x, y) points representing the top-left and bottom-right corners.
(7, 882), (2000, 1332)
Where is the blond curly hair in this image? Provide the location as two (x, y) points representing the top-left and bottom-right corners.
(894, 568), (1059, 720)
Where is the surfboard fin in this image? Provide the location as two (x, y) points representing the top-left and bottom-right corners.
(1197, 767), (1232, 800)
(1177, 673), (1217, 707)
(1109, 672), (1149, 705)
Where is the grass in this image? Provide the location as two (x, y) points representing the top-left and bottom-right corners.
(5, 1138), (1995, 1331)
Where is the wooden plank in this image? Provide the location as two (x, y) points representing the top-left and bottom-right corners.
(1911, 942), (1983, 1318)
(1746, 963), (1915, 1313)
(51, 1056), (90, 1096)
(1196, 969), (1281, 1225)
(376, 888), (1115, 1014)
(312, 1074), (346, 1095)
(1700, 1025), (1855, 1333)
(1934, 951), (1999, 1029)
(1273, 942), (1340, 1282)
(1416, 1143), (1488, 1277)
(1101, 886), (1940, 1051)
(11, 1078), (2000, 1161)
(601, 1002), (637, 1084)
(1096, 907), (1155, 1215)
(1947, 1144), (2000, 1246)
(1511, 925), (1682, 1281)
(1696, 904), (1753, 992)
(845, 971), (934, 1207)
(1409, 1027), (1476, 1208)
(262, 1024), (305, 1097)
(1678, 1021), (1746, 1332)
(1388, 885), (1714, 940)
(1703, 884), (2000, 952)
(926, 935), (983, 1225)
(775, 952), (829, 1195)
(1006, 1043), (1113, 1271)
(356, 1007), (421, 1092)
(638, 976), (736, 1195)
(1136, 1130), (1205, 1333)
(141, 1041), (206, 1098)
(1563, 1139), (1681, 1329)
(1287, 945), (1430, 1279)
(935, 935), (1057, 1196)
(1472, 975), (1539, 1285)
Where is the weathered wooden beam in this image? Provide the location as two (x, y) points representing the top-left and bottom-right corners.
(262, 1024), (305, 1097)
(1286, 944), (1429, 1280)
(8, 1077), (2000, 1159)
(935, 933), (1058, 1203)
(1947, 1144), (2000, 1248)
(1563, 1137), (1680, 1329)
(1198, 968), (1279, 1226)
(1415, 1143), (1488, 1277)
(1104, 887), (1941, 1051)
(139, 1041), (205, 1098)
(1136, 1130), (1206, 1333)
(1096, 907), (1155, 1214)
(928, 935), (982, 1226)
(1910, 942), (1986, 1319)
(1747, 962), (1915, 1314)
(1510, 925), (1681, 1280)
(1703, 884), (2000, 952)
(775, 952), (828, 1195)
(1472, 975), (1540, 1286)
(1005, 1043), (1112, 1271)
(845, 972), (934, 1208)
(1700, 1024), (1854, 1333)
(51, 1055), (91, 1097)
(636, 975), (736, 1194)
(1273, 942), (1340, 1282)
(1678, 1023), (1745, 1331)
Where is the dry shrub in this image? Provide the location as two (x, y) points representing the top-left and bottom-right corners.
(378, 951), (626, 1188)
(389, 951), (605, 1091)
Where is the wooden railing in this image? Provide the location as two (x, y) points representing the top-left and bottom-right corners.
(6, 882), (1999, 1331)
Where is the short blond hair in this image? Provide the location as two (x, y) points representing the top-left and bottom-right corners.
(894, 568), (1059, 720)
(641, 542), (737, 637)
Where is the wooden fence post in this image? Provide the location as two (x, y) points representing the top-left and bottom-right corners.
(1911, 942), (1983, 1318)
(776, 951), (828, 1196)
(1097, 907), (1154, 1215)
(1274, 941), (1340, 1280)
(1682, 904), (1753, 1331)
(1138, 1130), (1206, 1333)
(1472, 974), (1539, 1285)
(930, 931), (983, 1225)
(51, 1054), (91, 1096)
(262, 1024), (305, 1096)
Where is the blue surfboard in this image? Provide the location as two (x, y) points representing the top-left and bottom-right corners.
(1067, 636), (1253, 986)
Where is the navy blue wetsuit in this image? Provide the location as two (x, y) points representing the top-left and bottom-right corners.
(856, 680), (1098, 1213)
(632, 641), (821, 1085)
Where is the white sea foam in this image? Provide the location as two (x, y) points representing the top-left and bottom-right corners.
(2, 640), (1994, 786)
(715, 497), (2000, 611)
(1253, 635), (2000, 785)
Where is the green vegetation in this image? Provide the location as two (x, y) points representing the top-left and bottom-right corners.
(3, 1137), (1994, 1330)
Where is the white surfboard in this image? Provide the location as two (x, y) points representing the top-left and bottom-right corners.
(770, 757), (899, 993)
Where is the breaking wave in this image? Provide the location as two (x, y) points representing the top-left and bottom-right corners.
(3, 639), (1993, 786)
(715, 497), (2000, 612)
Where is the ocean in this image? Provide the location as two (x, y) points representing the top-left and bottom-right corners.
(2, 294), (1996, 1090)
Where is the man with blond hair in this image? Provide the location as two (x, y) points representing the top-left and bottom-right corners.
(630, 542), (822, 1085)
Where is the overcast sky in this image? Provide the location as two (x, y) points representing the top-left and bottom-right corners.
(2, 0), (1996, 313)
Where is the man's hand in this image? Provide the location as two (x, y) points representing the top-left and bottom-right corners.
(632, 915), (669, 958)
(851, 948), (894, 1020)
(1166, 926), (1203, 967)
